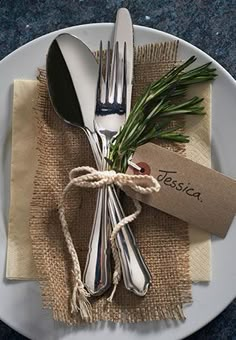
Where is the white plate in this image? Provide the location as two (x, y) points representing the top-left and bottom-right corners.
(0, 23), (236, 340)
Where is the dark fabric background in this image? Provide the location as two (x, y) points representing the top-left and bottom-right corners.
(0, 0), (235, 339)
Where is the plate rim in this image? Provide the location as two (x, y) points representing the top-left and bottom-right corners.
(1, 22), (236, 340)
(0, 22), (235, 85)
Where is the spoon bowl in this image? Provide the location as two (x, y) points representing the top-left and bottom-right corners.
(46, 33), (98, 132)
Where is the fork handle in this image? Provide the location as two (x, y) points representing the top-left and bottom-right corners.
(101, 136), (151, 295)
(108, 186), (152, 296)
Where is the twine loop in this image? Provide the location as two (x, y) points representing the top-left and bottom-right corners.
(68, 166), (160, 194)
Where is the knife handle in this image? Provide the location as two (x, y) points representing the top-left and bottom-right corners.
(108, 185), (152, 296)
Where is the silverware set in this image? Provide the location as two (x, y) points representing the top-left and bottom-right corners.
(46, 8), (151, 298)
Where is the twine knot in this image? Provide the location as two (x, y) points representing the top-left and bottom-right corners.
(68, 166), (160, 194)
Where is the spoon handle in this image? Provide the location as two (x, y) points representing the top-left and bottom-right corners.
(83, 132), (111, 295)
(83, 186), (112, 296)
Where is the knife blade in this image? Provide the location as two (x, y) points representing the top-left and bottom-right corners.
(108, 8), (152, 296)
(110, 8), (134, 115)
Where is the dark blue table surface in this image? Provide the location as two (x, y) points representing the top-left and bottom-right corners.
(0, 0), (235, 339)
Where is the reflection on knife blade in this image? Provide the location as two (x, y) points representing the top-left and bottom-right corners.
(110, 8), (134, 115)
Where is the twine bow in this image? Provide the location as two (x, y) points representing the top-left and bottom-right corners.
(58, 166), (160, 322)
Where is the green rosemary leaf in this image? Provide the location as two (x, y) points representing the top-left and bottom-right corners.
(157, 133), (190, 143)
(109, 56), (217, 173)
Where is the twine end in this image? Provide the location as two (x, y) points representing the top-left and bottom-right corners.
(107, 283), (118, 303)
(71, 281), (92, 322)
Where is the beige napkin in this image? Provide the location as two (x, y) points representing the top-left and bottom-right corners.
(6, 80), (38, 279)
(6, 79), (211, 282)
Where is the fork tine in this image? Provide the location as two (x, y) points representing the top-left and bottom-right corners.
(113, 41), (119, 104)
(105, 41), (111, 103)
(96, 40), (103, 104)
(122, 42), (127, 109)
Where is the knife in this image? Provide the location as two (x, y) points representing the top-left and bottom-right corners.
(108, 8), (152, 296)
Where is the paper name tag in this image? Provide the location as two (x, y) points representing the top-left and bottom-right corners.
(125, 143), (236, 238)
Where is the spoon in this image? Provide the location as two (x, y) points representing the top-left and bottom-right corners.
(47, 33), (110, 296)
(46, 33), (151, 296)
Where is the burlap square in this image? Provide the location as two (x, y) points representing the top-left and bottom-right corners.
(29, 41), (192, 325)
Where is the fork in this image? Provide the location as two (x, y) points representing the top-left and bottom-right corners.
(84, 40), (151, 296)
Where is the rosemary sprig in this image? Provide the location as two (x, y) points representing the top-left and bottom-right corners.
(109, 56), (217, 173)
